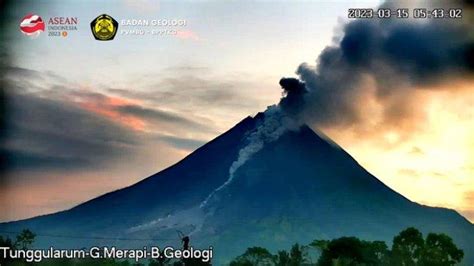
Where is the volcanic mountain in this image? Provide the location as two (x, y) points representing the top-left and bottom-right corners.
(1, 113), (473, 264)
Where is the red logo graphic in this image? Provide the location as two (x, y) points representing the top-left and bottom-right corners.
(20, 13), (45, 37)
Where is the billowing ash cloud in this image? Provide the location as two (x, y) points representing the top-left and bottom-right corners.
(280, 5), (473, 128)
(279, 77), (307, 115)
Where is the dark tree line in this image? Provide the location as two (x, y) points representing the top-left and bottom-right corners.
(229, 227), (464, 266)
(0, 227), (464, 265)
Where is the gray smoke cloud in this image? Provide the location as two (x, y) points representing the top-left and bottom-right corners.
(279, 77), (308, 115)
(283, 2), (473, 129)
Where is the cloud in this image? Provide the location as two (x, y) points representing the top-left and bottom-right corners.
(279, 77), (308, 116)
(276, 1), (473, 135)
(122, 0), (160, 13)
(25, 82), (217, 135)
(1, 66), (43, 79)
(152, 134), (206, 151)
(2, 91), (139, 171)
(462, 191), (474, 222)
(461, 210), (474, 222)
(175, 30), (201, 41)
(162, 66), (210, 73)
(409, 146), (424, 155)
(1, 66), (70, 85)
(0, 66), (50, 93)
(108, 74), (265, 112)
(0, 66), (219, 173)
(66, 90), (148, 131)
(115, 104), (211, 133)
(105, 69), (276, 135)
(397, 168), (420, 178)
(465, 191), (474, 205)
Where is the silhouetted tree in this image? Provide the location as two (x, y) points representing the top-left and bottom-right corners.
(361, 240), (389, 265)
(15, 229), (36, 250)
(289, 243), (307, 266)
(314, 237), (389, 266)
(275, 250), (291, 265)
(229, 227), (464, 266)
(316, 237), (365, 266)
(229, 247), (274, 266)
(0, 235), (14, 248)
(391, 227), (424, 266)
(0, 235), (15, 265)
(419, 233), (463, 266)
(309, 240), (329, 251)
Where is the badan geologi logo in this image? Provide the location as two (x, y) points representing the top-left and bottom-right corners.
(20, 13), (45, 37)
(90, 14), (118, 41)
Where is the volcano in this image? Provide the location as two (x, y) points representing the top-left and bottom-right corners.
(1, 113), (473, 264)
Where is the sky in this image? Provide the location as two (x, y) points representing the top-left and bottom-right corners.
(0, 0), (473, 223)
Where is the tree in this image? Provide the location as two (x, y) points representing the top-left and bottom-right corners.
(314, 237), (388, 266)
(229, 247), (275, 266)
(419, 233), (463, 266)
(316, 237), (365, 266)
(289, 243), (307, 266)
(391, 227), (424, 266)
(361, 240), (389, 265)
(15, 229), (36, 250)
(0, 235), (15, 265)
(275, 250), (290, 266)
(0, 235), (14, 248)
(227, 227), (466, 265)
(309, 239), (329, 251)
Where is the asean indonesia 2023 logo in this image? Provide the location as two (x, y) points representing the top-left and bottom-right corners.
(20, 13), (45, 38)
(90, 14), (118, 41)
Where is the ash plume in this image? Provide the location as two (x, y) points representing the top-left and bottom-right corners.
(279, 77), (308, 115)
(286, 2), (473, 129)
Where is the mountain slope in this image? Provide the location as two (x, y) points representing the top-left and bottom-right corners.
(1, 114), (473, 265)
(193, 124), (474, 264)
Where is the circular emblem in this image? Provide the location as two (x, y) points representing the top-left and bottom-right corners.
(90, 14), (118, 41)
(20, 13), (45, 38)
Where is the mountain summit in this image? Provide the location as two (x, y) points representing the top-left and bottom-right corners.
(1, 113), (473, 264)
